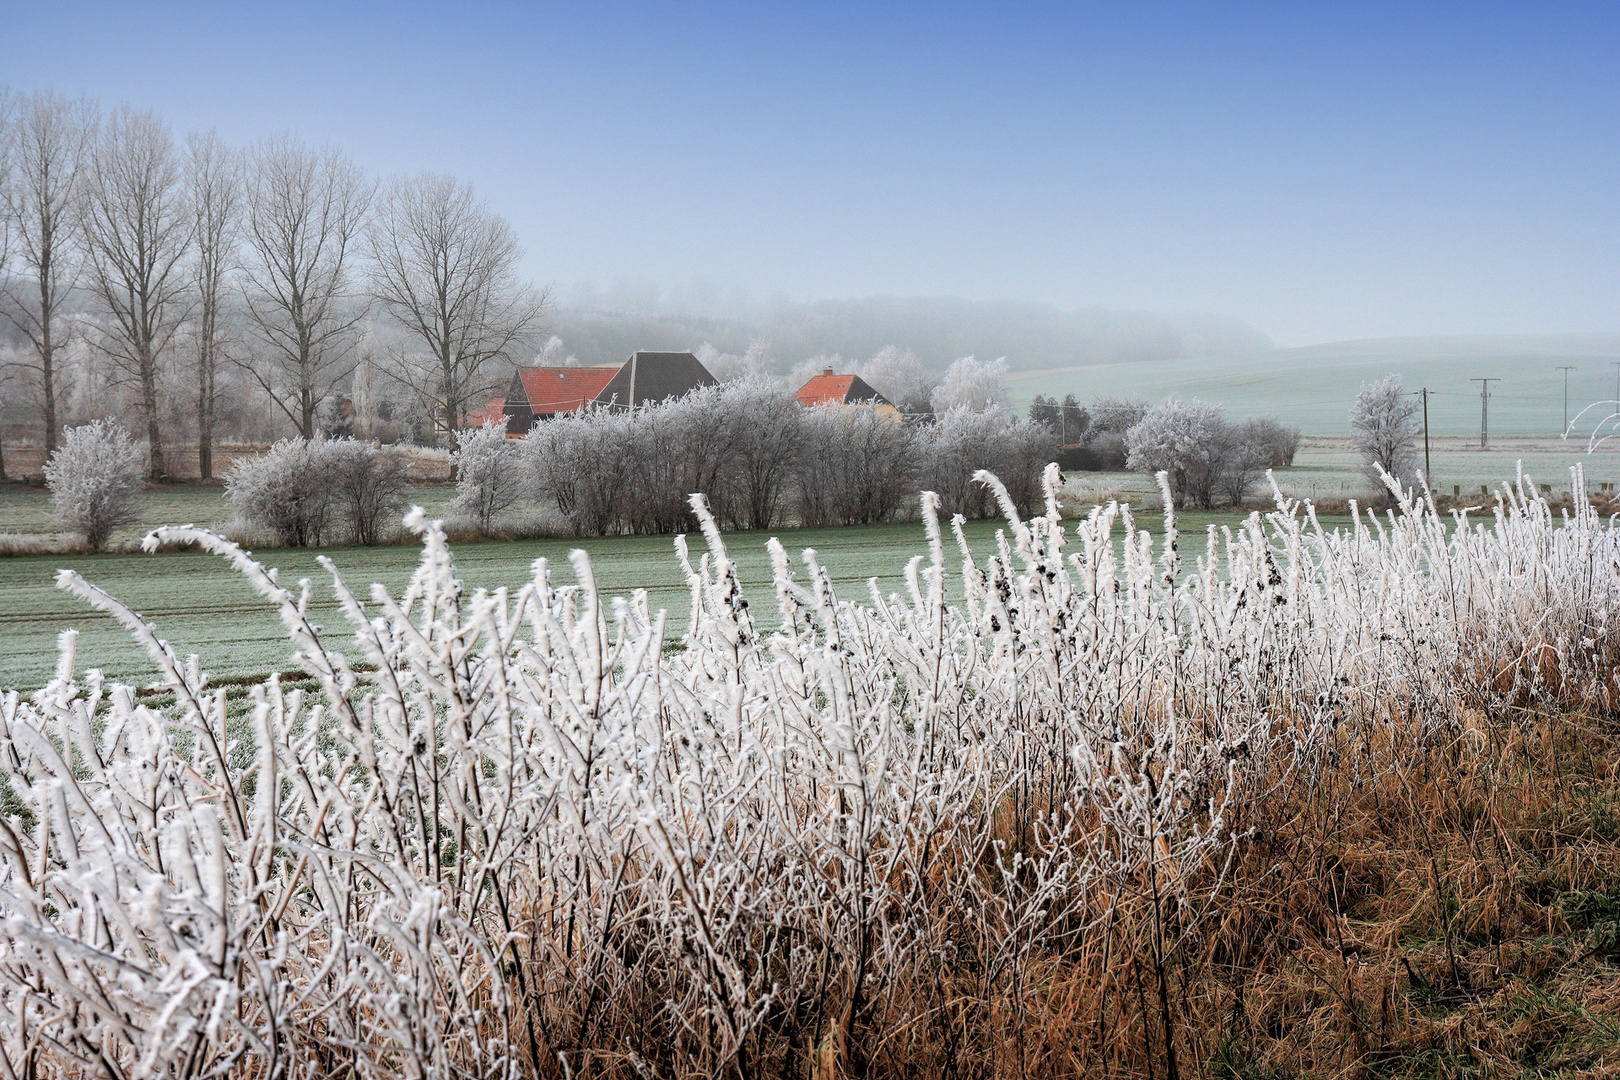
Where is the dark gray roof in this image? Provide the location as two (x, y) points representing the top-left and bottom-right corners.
(594, 351), (717, 408)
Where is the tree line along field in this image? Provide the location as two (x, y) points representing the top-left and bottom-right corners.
(4, 435), (1615, 545)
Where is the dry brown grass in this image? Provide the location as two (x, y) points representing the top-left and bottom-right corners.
(510, 701), (1620, 1080)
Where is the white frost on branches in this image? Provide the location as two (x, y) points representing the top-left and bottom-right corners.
(0, 467), (1616, 1075)
(43, 417), (145, 548)
(448, 420), (524, 532)
(929, 355), (1008, 415)
(1349, 373), (1423, 487)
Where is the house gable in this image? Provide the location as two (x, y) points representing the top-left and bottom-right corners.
(794, 370), (893, 408)
(594, 351), (717, 409)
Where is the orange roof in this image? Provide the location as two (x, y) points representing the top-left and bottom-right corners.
(518, 366), (619, 414)
(794, 370), (891, 408)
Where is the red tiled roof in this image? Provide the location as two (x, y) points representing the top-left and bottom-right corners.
(794, 371), (891, 408)
(795, 373), (859, 407)
(518, 366), (619, 414)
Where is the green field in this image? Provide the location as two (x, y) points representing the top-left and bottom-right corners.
(1, 507), (1354, 692)
(5, 434), (1607, 692)
(0, 483), (459, 549)
(1009, 333), (1620, 437)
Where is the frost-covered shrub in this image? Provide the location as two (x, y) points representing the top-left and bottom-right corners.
(918, 405), (1057, 519)
(4, 467), (1618, 1076)
(448, 421), (524, 532)
(43, 419), (146, 549)
(226, 437), (407, 546)
(1126, 396), (1236, 508)
(794, 403), (919, 526)
(225, 437), (342, 546)
(327, 438), (410, 545)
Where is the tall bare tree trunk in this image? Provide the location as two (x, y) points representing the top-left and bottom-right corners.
(366, 172), (544, 463)
(238, 135), (373, 439)
(79, 105), (192, 482)
(185, 130), (239, 481)
(0, 91), (92, 457)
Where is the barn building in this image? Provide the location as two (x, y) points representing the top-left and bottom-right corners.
(498, 351), (718, 435)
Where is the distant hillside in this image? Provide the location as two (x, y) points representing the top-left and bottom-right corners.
(1008, 334), (1620, 437)
(543, 296), (1271, 372)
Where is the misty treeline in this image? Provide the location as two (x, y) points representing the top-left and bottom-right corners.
(548, 286), (1273, 370)
(0, 86), (546, 480)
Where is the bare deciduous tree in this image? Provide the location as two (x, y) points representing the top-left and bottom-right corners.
(185, 129), (239, 479)
(1349, 373), (1422, 489)
(79, 106), (192, 479)
(0, 90), (95, 455)
(368, 173), (543, 448)
(239, 134), (373, 439)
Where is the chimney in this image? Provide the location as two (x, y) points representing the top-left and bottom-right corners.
(823, 368), (834, 377)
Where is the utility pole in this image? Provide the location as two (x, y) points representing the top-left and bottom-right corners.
(1560, 365), (1577, 433)
(1420, 387), (1431, 489)
(1471, 378), (1498, 449)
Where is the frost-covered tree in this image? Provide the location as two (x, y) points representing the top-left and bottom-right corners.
(1349, 373), (1422, 488)
(449, 421), (523, 533)
(368, 173), (543, 443)
(795, 404), (919, 526)
(857, 345), (936, 415)
(930, 355), (1008, 415)
(185, 129), (240, 480)
(43, 418), (145, 549)
(327, 439), (410, 545)
(238, 135), (374, 438)
(0, 91), (95, 454)
(78, 105), (192, 480)
(696, 340), (772, 384)
(532, 334), (577, 367)
(226, 438), (338, 546)
(1125, 396), (1234, 509)
(722, 374), (800, 528)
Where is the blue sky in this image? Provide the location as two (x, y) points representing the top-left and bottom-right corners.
(3, 2), (1616, 345)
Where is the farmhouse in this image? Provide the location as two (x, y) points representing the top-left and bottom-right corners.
(499, 350), (718, 435)
(793, 368), (901, 418)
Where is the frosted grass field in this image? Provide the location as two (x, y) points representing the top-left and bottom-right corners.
(0, 466), (1615, 1076)
(0, 509), (1324, 690)
(1006, 333), (1620, 436)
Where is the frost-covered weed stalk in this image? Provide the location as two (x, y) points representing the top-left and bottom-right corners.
(1, 465), (1618, 1077)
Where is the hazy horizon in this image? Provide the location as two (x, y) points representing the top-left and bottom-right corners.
(4, 2), (1617, 347)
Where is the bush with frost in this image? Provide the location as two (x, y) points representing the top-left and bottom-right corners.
(226, 437), (408, 546)
(43, 419), (146, 549)
(1350, 372), (1422, 487)
(327, 438), (410, 545)
(225, 437), (339, 546)
(448, 421), (525, 533)
(1, 463), (1618, 1075)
